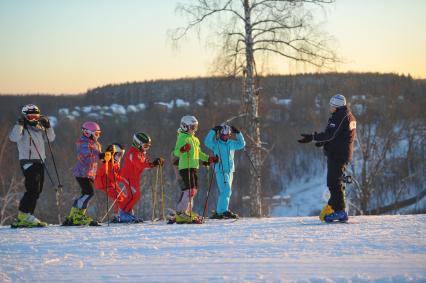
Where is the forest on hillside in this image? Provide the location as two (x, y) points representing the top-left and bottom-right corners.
(1, 72), (425, 224)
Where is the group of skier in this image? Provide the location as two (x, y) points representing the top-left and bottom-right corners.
(8, 93), (356, 228)
(8, 105), (247, 227)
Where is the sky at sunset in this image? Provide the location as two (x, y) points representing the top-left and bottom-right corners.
(0, 0), (425, 94)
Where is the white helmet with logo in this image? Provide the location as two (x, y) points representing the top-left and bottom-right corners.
(180, 115), (198, 132)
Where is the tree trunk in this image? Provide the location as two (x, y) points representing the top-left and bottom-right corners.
(244, 0), (262, 217)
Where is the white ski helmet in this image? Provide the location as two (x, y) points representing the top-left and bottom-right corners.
(21, 104), (41, 116)
(329, 94), (346, 108)
(219, 124), (232, 141)
(180, 115), (198, 132)
(220, 124), (232, 135)
(21, 104), (41, 125)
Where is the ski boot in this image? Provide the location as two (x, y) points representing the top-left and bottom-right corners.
(223, 210), (239, 219)
(210, 211), (224, 219)
(11, 212), (48, 228)
(128, 210), (143, 223)
(166, 210), (177, 224)
(319, 204), (334, 222)
(324, 210), (348, 223)
(175, 211), (203, 224)
(118, 210), (142, 223)
(111, 214), (121, 223)
(63, 207), (99, 226)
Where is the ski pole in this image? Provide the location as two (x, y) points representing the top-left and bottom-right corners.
(44, 128), (63, 224)
(160, 164), (165, 220)
(111, 151), (120, 222)
(202, 163), (216, 220)
(25, 128), (55, 187)
(187, 148), (192, 221)
(152, 166), (159, 221)
(100, 183), (126, 223)
(25, 128), (61, 223)
(104, 151), (112, 225)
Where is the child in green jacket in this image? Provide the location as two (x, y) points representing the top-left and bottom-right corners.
(172, 115), (217, 223)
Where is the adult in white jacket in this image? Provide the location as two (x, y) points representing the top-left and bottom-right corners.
(9, 104), (55, 228)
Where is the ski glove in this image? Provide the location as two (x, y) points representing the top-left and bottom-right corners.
(180, 143), (191, 153)
(231, 125), (240, 134)
(201, 160), (210, 166)
(17, 116), (26, 127)
(39, 115), (51, 128)
(152, 157), (165, 167)
(298, 133), (313, 143)
(208, 155), (219, 164)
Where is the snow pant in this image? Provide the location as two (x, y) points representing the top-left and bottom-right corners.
(73, 177), (94, 209)
(176, 168), (198, 213)
(327, 157), (347, 211)
(120, 179), (139, 213)
(215, 172), (234, 214)
(97, 185), (125, 213)
(19, 162), (44, 214)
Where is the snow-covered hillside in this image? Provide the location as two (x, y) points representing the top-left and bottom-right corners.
(1, 215), (425, 282)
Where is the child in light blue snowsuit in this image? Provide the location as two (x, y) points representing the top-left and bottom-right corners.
(204, 124), (245, 219)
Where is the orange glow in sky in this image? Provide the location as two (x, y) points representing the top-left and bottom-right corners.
(0, 0), (425, 94)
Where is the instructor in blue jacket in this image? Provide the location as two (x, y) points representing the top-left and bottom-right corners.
(204, 124), (245, 219)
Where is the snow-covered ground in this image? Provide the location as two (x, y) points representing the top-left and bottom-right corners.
(272, 174), (327, 217)
(1, 215), (425, 282)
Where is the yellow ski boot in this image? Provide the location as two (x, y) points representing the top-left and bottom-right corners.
(175, 211), (203, 224)
(11, 212), (48, 228)
(319, 204), (334, 222)
(63, 207), (96, 226)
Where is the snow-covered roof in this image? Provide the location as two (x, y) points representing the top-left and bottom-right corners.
(271, 97), (292, 106)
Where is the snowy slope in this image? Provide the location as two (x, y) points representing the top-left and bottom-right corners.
(272, 174), (327, 217)
(1, 215), (425, 283)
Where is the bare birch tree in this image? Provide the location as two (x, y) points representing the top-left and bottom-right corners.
(172, 0), (337, 216)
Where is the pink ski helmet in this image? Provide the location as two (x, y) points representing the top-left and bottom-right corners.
(81, 121), (101, 139)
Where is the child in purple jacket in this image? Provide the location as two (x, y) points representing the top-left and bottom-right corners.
(63, 121), (102, 226)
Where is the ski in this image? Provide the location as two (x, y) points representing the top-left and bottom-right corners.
(10, 224), (47, 229)
(299, 219), (357, 226)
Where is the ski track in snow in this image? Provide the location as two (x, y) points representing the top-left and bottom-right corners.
(0, 215), (425, 283)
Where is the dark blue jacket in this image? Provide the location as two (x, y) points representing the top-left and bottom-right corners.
(314, 106), (357, 162)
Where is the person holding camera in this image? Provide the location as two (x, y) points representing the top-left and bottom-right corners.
(9, 104), (55, 228)
(204, 124), (245, 219)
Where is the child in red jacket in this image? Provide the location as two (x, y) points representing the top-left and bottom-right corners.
(119, 132), (164, 222)
(94, 143), (126, 222)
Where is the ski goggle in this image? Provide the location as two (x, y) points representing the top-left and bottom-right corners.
(26, 114), (40, 121)
(220, 134), (231, 141)
(189, 124), (198, 131)
(142, 143), (151, 149)
(83, 129), (101, 138)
